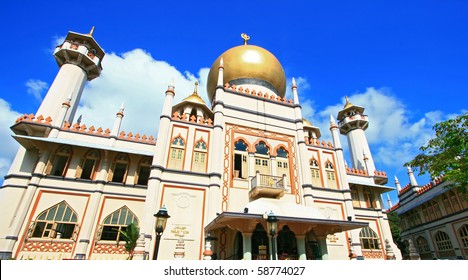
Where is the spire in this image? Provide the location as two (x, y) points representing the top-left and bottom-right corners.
(217, 58), (224, 87)
(291, 77), (299, 105)
(88, 26), (95, 37)
(330, 114), (336, 126)
(344, 96), (353, 109)
(387, 194), (393, 208)
(395, 175), (402, 192)
(193, 80), (199, 95)
(407, 166), (418, 187)
(111, 103), (125, 137)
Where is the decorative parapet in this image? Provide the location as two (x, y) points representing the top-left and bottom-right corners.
(388, 202), (400, 212)
(15, 114), (53, 125)
(172, 111), (213, 126)
(374, 170), (387, 177)
(416, 174), (446, 195)
(305, 137), (334, 148)
(118, 131), (156, 144)
(62, 121), (156, 145)
(224, 83), (294, 105)
(399, 183), (412, 195)
(346, 167), (368, 176)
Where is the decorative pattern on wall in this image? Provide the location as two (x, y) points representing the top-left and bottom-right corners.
(93, 243), (128, 255)
(22, 240), (73, 253)
(362, 250), (384, 259)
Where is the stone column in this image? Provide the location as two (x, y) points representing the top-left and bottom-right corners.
(296, 235), (307, 260)
(242, 232), (252, 260)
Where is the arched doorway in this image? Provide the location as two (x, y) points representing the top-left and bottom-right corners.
(252, 223), (269, 260)
(277, 225), (297, 259)
(233, 231), (243, 260)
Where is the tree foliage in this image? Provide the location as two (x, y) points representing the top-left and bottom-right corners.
(117, 222), (140, 260)
(405, 113), (467, 196)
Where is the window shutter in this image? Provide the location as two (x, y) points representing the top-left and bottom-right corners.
(107, 163), (115, 181)
(75, 159), (84, 178)
(27, 221), (36, 239)
(95, 225), (103, 243)
(72, 224), (80, 241)
(44, 155), (55, 175)
(134, 166), (140, 185)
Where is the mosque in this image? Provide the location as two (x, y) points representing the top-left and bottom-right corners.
(0, 29), (401, 260)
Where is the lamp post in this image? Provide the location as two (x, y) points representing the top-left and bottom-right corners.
(153, 205), (170, 260)
(265, 211), (278, 260)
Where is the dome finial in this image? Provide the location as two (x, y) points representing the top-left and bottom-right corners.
(193, 80), (199, 95)
(344, 96), (354, 109)
(241, 33), (250, 45)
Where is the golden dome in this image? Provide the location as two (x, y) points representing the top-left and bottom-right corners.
(206, 44), (286, 102)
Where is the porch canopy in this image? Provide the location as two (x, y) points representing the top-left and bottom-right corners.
(205, 198), (368, 236)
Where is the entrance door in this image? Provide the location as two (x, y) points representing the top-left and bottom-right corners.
(252, 223), (269, 260)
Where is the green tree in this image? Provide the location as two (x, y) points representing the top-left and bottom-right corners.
(386, 211), (406, 254)
(405, 113), (467, 197)
(117, 222), (140, 260)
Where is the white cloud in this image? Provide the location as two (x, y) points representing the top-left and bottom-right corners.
(25, 79), (48, 101)
(75, 49), (210, 137)
(297, 86), (449, 172)
(0, 99), (21, 184)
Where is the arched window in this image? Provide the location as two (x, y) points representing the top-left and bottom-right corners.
(98, 206), (139, 241)
(76, 149), (100, 180)
(192, 139), (208, 173)
(254, 141), (270, 175)
(108, 153), (130, 183)
(359, 227), (380, 250)
(459, 224), (468, 249)
(233, 139), (249, 179)
(276, 147), (289, 185)
(135, 157), (151, 185)
(30, 201), (78, 239)
(416, 236), (430, 253)
(45, 145), (72, 177)
(310, 158), (321, 187)
(324, 160), (337, 189)
(168, 136), (185, 170)
(434, 231), (453, 251)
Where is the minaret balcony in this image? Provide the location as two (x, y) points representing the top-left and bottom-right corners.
(338, 114), (369, 134)
(249, 172), (286, 200)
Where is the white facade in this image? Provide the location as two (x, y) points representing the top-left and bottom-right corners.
(0, 29), (401, 260)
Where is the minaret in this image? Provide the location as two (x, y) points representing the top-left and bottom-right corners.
(134, 82), (176, 260)
(336, 96), (376, 176)
(291, 78), (315, 206)
(387, 194), (393, 208)
(407, 166), (418, 187)
(36, 27), (104, 125)
(394, 175), (402, 192)
(111, 103), (125, 137)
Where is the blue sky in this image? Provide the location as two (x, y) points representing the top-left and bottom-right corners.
(1, 1), (467, 208)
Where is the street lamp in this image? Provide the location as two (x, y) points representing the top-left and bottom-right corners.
(265, 211), (278, 260)
(153, 205), (170, 260)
